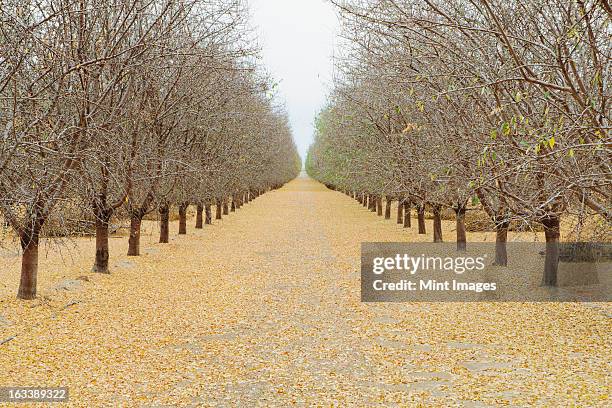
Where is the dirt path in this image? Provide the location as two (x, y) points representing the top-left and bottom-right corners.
(0, 176), (609, 407)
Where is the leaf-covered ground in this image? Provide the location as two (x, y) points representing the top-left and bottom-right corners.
(0, 176), (609, 407)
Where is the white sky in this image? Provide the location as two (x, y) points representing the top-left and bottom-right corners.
(249, 0), (339, 160)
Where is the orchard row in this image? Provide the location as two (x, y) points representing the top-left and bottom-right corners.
(0, 1), (301, 299)
(308, 0), (610, 284)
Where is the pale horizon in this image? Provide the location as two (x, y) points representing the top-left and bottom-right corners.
(249, 0), (338, 161)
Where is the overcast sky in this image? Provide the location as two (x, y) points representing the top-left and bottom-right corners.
(249, 0), (339, 161)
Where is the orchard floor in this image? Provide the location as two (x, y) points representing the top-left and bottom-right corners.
(0, 175), (610, 407)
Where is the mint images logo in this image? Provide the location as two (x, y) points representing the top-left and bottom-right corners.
(361, 243), (611, 302)
(371, 253), (494, 294)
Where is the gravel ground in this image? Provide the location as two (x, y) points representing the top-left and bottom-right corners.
(0, 176), (609, 407)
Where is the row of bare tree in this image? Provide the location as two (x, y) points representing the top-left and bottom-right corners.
(307, 0), (610, 285)
(0, 0), (301, 299)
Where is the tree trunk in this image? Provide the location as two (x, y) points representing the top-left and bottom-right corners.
(455, 206), (467, 251)
(417, 204), (426, 234)
(215, 199), (222, 220)
(385, 196), (392, 219)
(231, 199), (236, 212)
(93, 215), (111, 273)
(494, 221), (509, 266)
(432, 205), (443, 243)
(397, 199), (404, 224)
(195, 204), (204, 228)
(205, 204), (212, 224)
(542, 214), (560, 286)
(17, 234), (39, 300)
(223, 200), (229, 215)
(127, 214), (142, 256)
(377, 196), (383, 216)
(159, 204), (170, 243)
(178, 202), (188, 235)
(404, 201), (411, 228)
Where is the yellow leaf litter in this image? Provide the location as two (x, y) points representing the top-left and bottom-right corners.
(0, 176), (610, 407)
